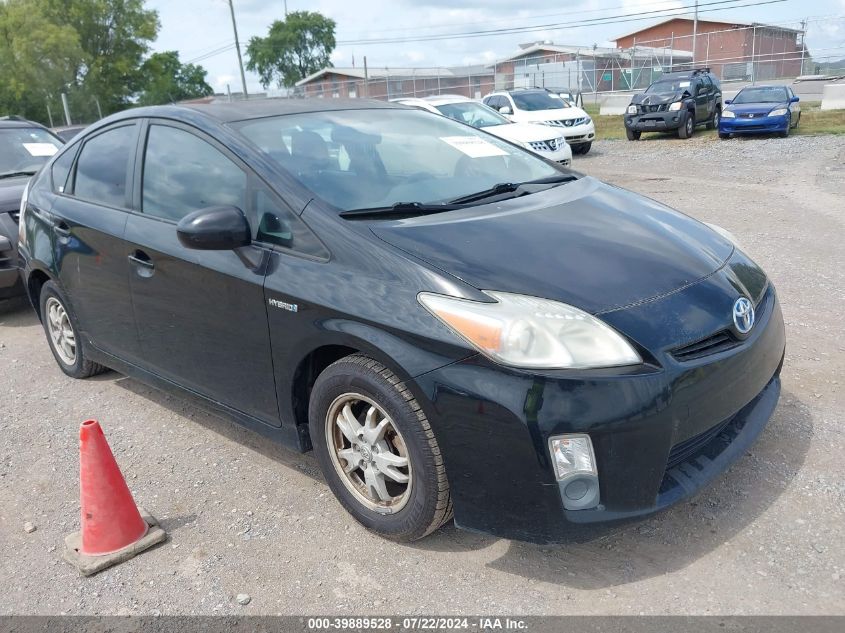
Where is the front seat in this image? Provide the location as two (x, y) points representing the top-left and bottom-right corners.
(290, 130), (332, 173)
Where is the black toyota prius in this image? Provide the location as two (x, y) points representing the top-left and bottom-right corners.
(18, 100), (785, 543)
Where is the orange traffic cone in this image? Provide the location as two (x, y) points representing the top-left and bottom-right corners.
(63, 420), (166, 575)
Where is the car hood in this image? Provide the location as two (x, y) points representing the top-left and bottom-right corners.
(726, 102), (785, 115)
(372, 177), (733, 315)
(0, 176), (27, 213)
(484, 122), (565, 143)
(512, 107), (589, 123)
(630, 91), (687, 106)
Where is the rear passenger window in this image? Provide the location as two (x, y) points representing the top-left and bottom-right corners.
(51, 148), (76, 194)
(142, 125), (246, 222)
(73, 125), (136, 208)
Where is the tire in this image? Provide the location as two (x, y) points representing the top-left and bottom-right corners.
(308, 354), (452, 541)
(678, 112), (694, 139)
(574, 141), (592, 154)
(39, 281), (107, 379)
(780, 124), (790, 138)
(792, 112), (801, 129)
(625, 128), (641, 141)
(706, 107), (721, 130)
(719, 132), (731, 140)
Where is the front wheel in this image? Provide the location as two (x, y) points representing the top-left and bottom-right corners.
(719, 132), (731, 139)
(309, 354), (452, 541)
(792, 112), (801, 129)
(626, 128), (641, 141)
(574, 141), (592, 154)
(39, 281), (107, 379)
(678, 113), (694, 139)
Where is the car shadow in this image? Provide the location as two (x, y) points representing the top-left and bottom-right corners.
(108, 369), (808, 590)
(112, 376), (325, 482)
(405, 390), (811, 589)
(0, 296), (37, 326)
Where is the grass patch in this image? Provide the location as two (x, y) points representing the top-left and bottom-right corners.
(584, 101), (845, 140)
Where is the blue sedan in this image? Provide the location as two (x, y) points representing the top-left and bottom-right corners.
(719, 85), (800, 138)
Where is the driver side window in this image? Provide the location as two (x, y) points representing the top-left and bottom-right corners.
(142, 124), (246, 222)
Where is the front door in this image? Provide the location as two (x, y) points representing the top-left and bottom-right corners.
(124, 121), (278, 423)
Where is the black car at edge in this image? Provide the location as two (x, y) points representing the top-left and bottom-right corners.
(1, 117), (63, 300)
(18, 99), (785, 543)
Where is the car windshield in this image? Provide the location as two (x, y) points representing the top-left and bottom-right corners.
(645, 78), (691, 94)
(0, 127), (62, 176)
(510, 91), (569, 111)
(434, 102), (510, 128)
(233, 109), (562, 212)
(732, 87), (788, 104)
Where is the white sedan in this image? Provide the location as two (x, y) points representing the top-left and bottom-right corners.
(394, 96), (572, 166)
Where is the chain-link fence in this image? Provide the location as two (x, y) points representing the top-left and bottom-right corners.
(290, 17), (845, 103)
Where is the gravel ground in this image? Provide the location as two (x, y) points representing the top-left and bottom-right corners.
(0, 133), (843, 616)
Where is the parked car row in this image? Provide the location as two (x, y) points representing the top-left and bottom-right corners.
(624, 68), (800, 140)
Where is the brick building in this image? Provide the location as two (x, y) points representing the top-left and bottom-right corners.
(613, 17), (806, 80)
(294, 66), (494, 100)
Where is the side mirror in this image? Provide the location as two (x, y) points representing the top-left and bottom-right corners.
(177, 205), (251, 250)
(790, 96), (800, 103)
(498, 106), (512, 115)
(724, 99), (732, 105)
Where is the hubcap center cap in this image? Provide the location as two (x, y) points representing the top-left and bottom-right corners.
(359, 445), (373, 462)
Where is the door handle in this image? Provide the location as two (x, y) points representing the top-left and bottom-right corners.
(128, 251), (155, 276)
(53, 221), (71, 238)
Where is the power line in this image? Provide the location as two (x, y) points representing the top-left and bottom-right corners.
(337, 0), (788, 46)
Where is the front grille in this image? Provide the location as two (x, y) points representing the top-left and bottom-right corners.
(527, 138), (563, 152)
(738, 113), (766, 119)
(671, 330), (739, 362)
(544, 118), (587, 128)
(643, 104), (668, 113)
(666, 417), (734, 470)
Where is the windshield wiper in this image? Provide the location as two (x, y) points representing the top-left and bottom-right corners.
(449, 173), (577, 205)
(0, 170), (37, 180)
(340, 201), (466, 219)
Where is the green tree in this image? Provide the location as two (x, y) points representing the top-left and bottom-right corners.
(0, 0), (84, 123)
(43, 0), (159, 119)
(137, 51), (213, 105)
(246, 10), (336, 89)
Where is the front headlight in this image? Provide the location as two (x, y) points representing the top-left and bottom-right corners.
(583, 116), (592, 125)
(627, 105), (638, 114)
(721, 110), (736, 118)
(418, 291), (641, 369)
(668, 102), (683, 111)
(769, 108), (788, 117)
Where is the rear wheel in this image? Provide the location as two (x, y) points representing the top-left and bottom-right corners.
(626, 128), (641, 141)
(39, 281), (107, 379)
(706, 107), (721, 130)
(309, 354), (452, 541)
(678, 112), (695, 139)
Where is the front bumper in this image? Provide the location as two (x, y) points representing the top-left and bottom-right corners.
(720, 114), (788, 134)
(414, 274), (785, 543)
(625, 110), (687, 132)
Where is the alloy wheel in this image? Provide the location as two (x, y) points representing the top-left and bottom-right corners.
(45, 297), (76, 365)
(325, 393), (412, 513)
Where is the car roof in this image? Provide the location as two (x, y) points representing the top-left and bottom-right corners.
(0, 118), (48, 130)
(175, 98), (405, 123)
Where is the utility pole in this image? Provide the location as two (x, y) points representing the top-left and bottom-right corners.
(799, 18), (807, 76)
(284, 0), (288, 16)
(227, 0), (249, 98)
(692, 0), (699, 66)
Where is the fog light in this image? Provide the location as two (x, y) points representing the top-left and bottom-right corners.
(549, 434), (600, 510)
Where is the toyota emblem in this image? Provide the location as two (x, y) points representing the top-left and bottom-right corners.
(733, 297), (755, 334)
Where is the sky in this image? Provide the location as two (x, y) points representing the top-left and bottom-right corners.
(146, 0), (845, 94)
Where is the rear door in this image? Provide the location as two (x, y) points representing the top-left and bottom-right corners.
(123, 120), (279, 423)
(50, 122), (141, 360)
(694, 77), (711, 122)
